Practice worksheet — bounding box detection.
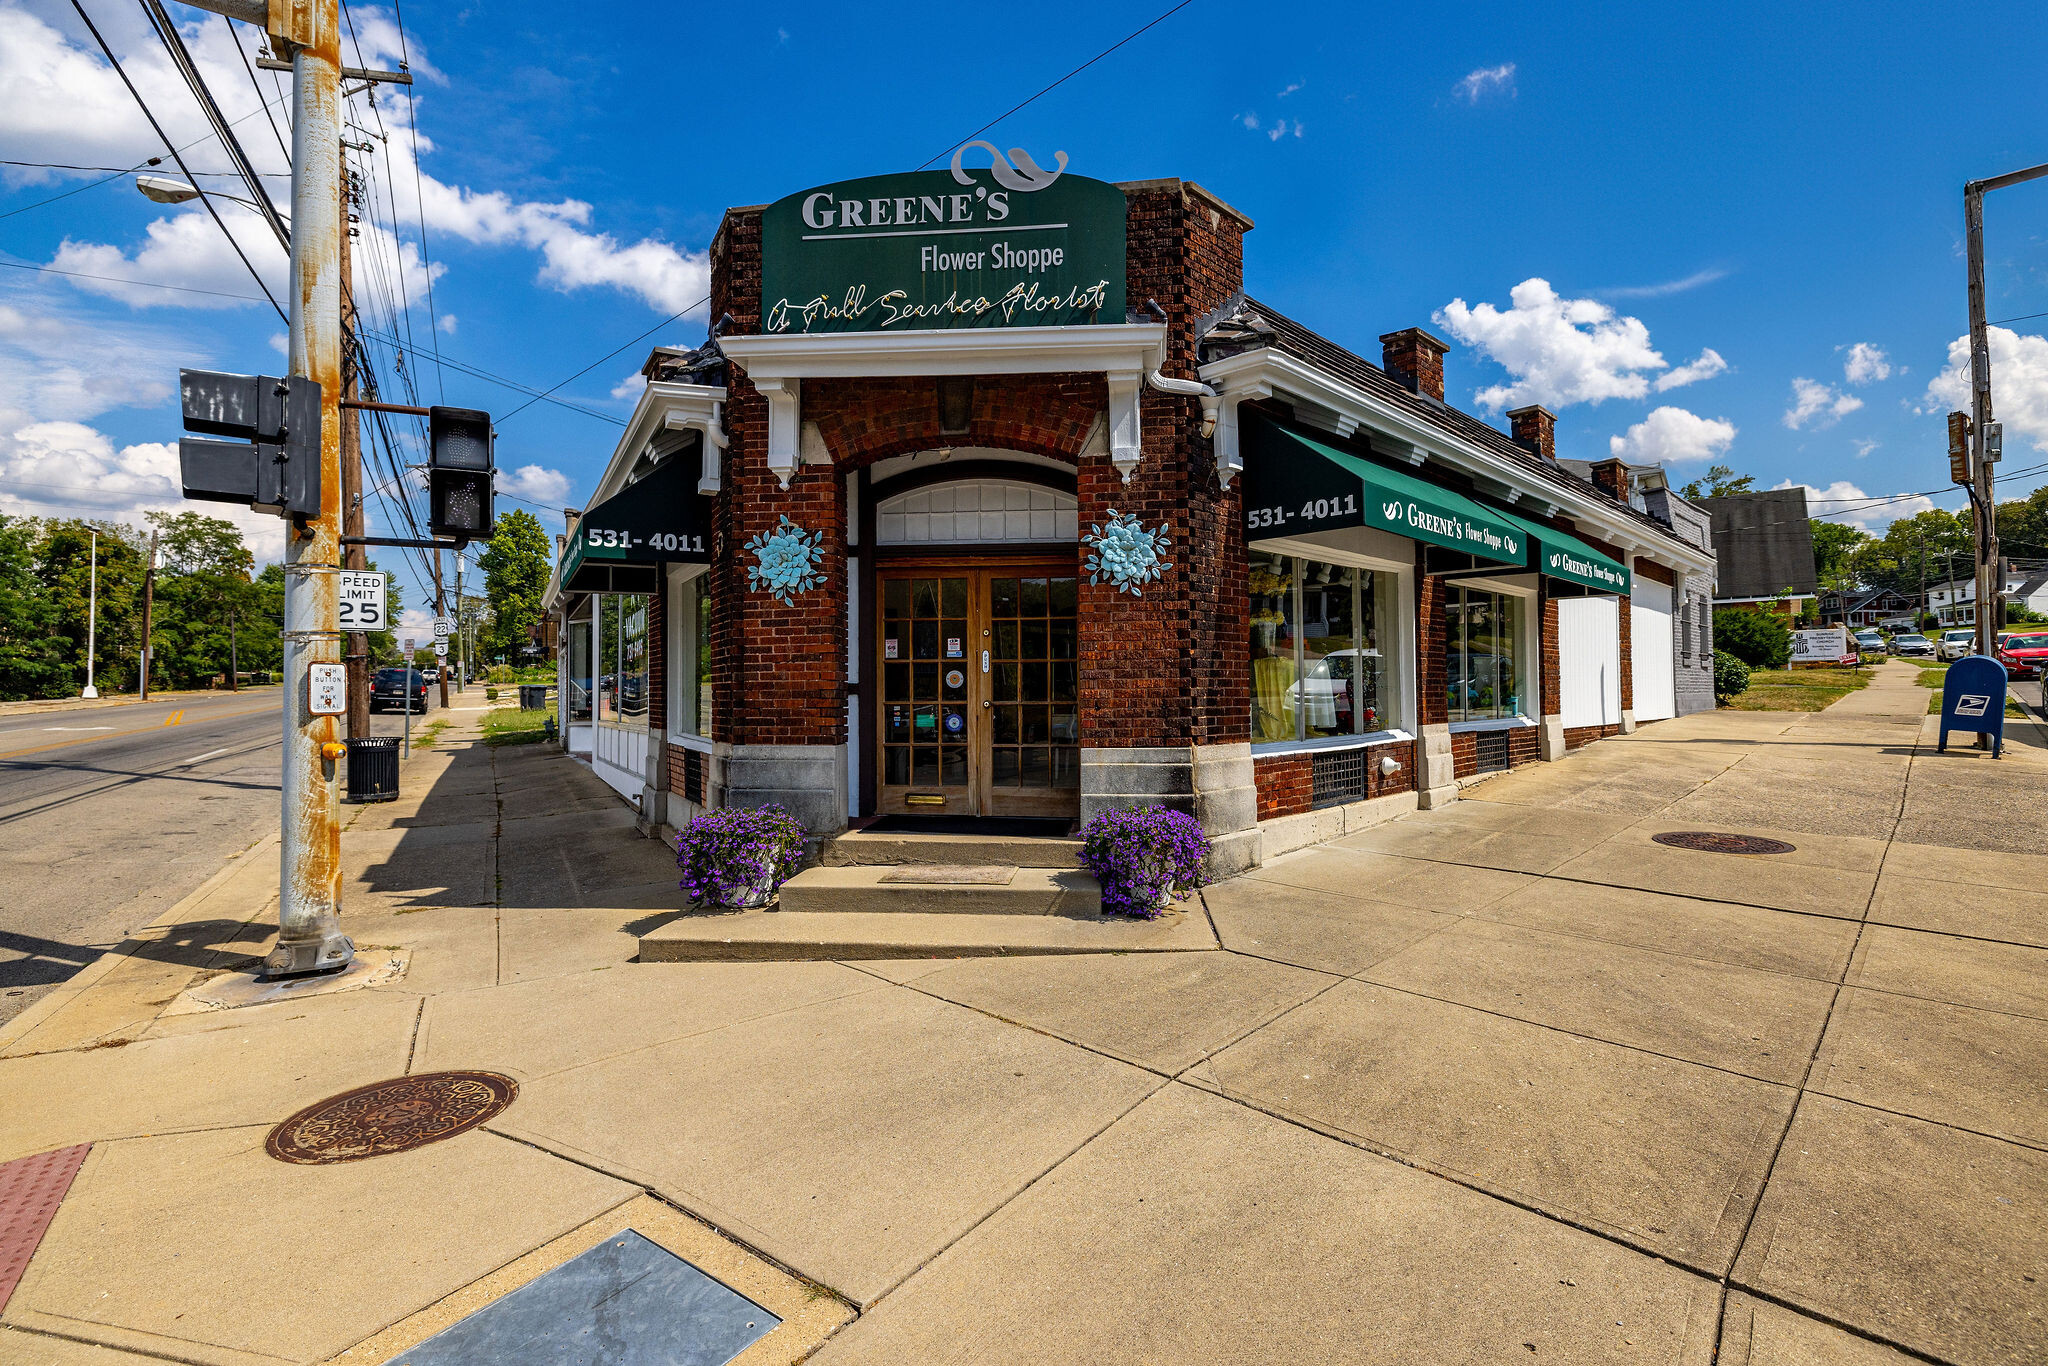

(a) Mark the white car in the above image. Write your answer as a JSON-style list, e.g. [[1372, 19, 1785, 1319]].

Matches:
[[1937, 629, 1976, 662]]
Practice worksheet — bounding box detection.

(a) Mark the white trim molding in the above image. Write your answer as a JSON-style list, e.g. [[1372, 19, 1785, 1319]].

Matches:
[[1199, 348, 1715, 575], [721, 324, 1168, 487]]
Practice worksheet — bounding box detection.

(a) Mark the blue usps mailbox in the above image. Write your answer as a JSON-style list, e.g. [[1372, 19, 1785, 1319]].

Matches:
[[1938, 655, 2007, 757]]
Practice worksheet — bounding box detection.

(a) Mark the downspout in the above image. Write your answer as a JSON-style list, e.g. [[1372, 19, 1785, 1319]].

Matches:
[[1141, 298, 1221, 440]]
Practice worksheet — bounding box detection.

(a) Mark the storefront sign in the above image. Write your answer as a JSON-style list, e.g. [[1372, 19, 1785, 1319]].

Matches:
[[760, 147, 1126, 335], [559, 453, 712, 594], [1539, 545, 1629, 593], [1791, 625, 1849, 664]]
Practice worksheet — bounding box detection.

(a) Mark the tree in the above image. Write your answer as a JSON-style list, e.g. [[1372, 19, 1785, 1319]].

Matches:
[[1998, 485, 2048, 560], [35, 519, 145, 694], [478, 509, 552, 663], [1713, 607, 1791, 669], [1848, 509, 1973, 601], [0, 515, 66, 700], [145, 511, 260, 689], [1679, 465, 1755, 499], [1810, 520, 1868, 586]]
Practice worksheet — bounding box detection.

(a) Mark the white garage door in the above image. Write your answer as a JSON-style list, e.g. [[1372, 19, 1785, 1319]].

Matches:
[[1631, 578, 1676, 722], [1558, 596, 1621, 729]]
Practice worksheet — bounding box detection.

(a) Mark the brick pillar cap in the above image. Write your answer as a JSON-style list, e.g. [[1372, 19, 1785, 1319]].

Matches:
[[1379, 326, 1451, 355], [1505, 404, 1556, 422]]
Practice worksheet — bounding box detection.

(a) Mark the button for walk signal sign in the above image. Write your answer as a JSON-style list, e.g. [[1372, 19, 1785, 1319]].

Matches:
[[338, 570, 387, 631]]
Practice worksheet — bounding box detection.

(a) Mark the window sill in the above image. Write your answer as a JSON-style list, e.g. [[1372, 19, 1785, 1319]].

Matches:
[[1447, 716, 1536, 734], [1252, 729, 1413, 759], [667, 732, 714, 753]]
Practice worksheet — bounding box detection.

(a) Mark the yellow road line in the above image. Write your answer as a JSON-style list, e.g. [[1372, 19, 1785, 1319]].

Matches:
[[163, 709, 185, 726], [0, 706, 276, 761]]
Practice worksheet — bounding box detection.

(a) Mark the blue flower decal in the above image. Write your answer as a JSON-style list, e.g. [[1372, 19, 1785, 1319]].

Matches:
[[745, 515, 825, 605], [1082, 509, 1172, 596]]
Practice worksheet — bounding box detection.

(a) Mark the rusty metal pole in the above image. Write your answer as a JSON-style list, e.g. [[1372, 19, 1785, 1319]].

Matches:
[[341, 169, 370, 742], [270, 0, 353, 976], [433, 551, 450, 707]]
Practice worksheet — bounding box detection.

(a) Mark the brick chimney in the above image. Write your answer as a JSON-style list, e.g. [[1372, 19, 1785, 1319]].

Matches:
[[1380, 327, 1449, 402], [1507, 405, 1556, 461], [1587, 458, 1632, 502]]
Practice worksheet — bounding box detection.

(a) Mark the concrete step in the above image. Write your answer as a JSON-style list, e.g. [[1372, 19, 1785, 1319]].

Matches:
[[821, 829, 1084, 869], [637, 906, 1215, 962], [777, 865, 1099, 915]]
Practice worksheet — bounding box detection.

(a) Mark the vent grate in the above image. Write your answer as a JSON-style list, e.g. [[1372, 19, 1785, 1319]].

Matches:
[[1472, 729, 1510, 775], [1310, 747, 1368, 810]]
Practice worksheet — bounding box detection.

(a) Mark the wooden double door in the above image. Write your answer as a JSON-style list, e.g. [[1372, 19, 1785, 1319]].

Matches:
[[875, 565, 1080, 818]]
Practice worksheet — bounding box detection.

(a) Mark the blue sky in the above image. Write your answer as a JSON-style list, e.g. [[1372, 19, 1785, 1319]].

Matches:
[[5, 0, 2048, 630]]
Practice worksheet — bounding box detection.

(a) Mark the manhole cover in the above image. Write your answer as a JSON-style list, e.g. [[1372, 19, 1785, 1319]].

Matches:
[[1651, 831, 1797, 855], [267, 1071, 517, 1165]]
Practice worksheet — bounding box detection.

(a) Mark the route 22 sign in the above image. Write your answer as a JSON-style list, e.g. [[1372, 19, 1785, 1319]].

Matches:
[[338, 571, 387, 631]]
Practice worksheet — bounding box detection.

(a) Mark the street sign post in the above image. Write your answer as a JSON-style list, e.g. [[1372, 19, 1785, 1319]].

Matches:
[[338, 570, 387, 631]]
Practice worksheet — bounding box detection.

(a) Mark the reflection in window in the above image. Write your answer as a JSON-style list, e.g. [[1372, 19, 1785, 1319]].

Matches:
[[620, 596, 649, 722], [1250, 555, 1393, 743], [669, 574, 714, 738], [567, 600, 593, 722], [1444, 587, 1523, 722]]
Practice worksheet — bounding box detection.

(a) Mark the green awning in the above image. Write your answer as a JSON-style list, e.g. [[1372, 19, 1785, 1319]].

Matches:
[[558, 453, 711, 595], [1240, 415, 1527, 566], [1487, 505, 1632, 595]]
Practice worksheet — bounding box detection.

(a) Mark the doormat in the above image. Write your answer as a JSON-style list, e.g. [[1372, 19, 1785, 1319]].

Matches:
[[378, 1229, 778, 1366], [0, 1143, 90, 1315], [879, 865, 1018, 885], [863, 815, 1074, 838]]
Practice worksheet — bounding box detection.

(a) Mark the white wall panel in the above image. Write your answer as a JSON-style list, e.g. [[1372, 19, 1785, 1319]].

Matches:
[[1631, 578, 1676, 722], [1558, 596, 1622, 729]]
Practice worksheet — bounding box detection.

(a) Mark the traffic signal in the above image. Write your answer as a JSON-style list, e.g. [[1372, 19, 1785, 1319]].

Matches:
[[1948, 411, 1972, 485], [428, 405, 494, 542], [178, 369, 322, 520]]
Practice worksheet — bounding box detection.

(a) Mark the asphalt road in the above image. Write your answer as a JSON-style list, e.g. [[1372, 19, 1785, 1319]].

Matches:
[[0, 686, 451, 1027]]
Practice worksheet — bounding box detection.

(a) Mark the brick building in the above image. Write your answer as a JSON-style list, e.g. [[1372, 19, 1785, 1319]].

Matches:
[[544, 162, 1715, 875]]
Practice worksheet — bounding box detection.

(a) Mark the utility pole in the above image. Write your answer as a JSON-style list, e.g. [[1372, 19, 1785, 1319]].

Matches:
[[81, 528, 98, 699], [273, 0, 352, 975], [1966, 161, 2048, 665], [139, 530, 156, 701], [341, 167, 370, 742], [433, 550, 450, 707]]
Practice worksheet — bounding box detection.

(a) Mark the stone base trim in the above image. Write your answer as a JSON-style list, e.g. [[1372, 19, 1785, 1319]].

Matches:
[[1540, 715, 1566, 762], [1416, 723, 1458, 810], [1257, 790, 1419, 862], [1081, 744, 1261, 880], [721, 743, 848, 836]]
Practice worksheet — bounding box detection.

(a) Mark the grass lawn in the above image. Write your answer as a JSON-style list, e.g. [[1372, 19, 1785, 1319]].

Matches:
[[1722, 666, 1873, 711], [482, 705, 551, 746]]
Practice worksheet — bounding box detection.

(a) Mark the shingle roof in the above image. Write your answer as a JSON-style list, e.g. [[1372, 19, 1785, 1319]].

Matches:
[[1702, 489, 1819, 599], [1205, 297, 1693, 551]]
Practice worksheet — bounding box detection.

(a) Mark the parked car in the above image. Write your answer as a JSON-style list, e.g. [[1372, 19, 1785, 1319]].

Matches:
[[1890, 633, 1936, 659], [1937, 629, 1977, 662], [1996, 632, 2048, 680], [369, 667, 433, 713], [1854, 630, 1885, 655]]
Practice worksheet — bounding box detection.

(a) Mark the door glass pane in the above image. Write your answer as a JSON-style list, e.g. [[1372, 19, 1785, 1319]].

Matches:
[[941, 578, 967, 617], [992, 578, 1020, 616], [882, 577, 968, 790], [597, 596, 618, 723], [567, 606, 592, 721], [1022, 578, 1048, 615], [619, 596, 649, 722], [1249, 553, 1297, 742]]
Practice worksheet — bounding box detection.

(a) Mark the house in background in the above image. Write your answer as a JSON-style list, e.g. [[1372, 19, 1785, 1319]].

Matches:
[[1927, 562, 2048, 626], [1820, 585, 1914, 629], [1703, 488, 1818, 620]]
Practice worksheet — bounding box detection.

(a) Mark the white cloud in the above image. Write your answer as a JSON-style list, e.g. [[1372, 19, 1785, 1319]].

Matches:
[[1783, 377, 1863, 429], [1454, 63, 1516, 103], [1842, 342, 1890, 385], [1277, 80, 1303, 98], [1607, 406, 1737, 465], [610, 371, 646, 402], [1435, 278, 1723, 410], [438, 314, 457, 334], [1852, 438, 1879, 459], [1264, 118, 1304, 141], [499, 464, 570, 505], [1925, 327, 2048, 453], [1238, 112, 1259, 131], [0, 418, 287, 561], [1654, 347, 1728, 391], [1774, 478, 1933, 533], [1600, 268, 1729, 300]]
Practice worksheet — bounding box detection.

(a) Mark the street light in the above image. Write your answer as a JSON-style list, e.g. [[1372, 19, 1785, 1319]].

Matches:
[[135, 174, 264, 213]]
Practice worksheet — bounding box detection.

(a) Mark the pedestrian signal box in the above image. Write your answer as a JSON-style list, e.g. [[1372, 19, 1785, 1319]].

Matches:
[[428, 405, 495, 543], [178, 369, 322, 520]]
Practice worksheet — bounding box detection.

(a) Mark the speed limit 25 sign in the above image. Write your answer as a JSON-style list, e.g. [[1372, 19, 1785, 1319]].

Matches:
[[338, 570, 388, 630]]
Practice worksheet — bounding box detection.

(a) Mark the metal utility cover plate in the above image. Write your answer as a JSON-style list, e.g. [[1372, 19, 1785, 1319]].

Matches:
[[1650, 831, 1797, 855], [381, 1229, 779, 1366], [878, 864, 1018, 885]]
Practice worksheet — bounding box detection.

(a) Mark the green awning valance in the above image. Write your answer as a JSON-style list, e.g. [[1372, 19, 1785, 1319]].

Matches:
[[559, 453, 711, 595], [1487, 505, 1631, 595], [1240, 415, 1527, 566]]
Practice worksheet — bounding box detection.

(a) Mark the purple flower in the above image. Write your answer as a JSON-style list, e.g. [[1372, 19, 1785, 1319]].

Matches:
[[676, 804, 808, 907], [1078, 805, 1209, 918]]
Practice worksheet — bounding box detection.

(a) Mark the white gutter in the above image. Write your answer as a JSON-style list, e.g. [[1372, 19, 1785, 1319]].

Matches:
[[1199, 347, 1715, 574]]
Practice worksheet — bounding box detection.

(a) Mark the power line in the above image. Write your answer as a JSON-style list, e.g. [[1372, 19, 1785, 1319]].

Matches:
[[0, 256, 268, 302], [64, 0, 286, 321], [379, 0, 445, 402], [0, 159, 290, 176], [222, 13, 291, 167], [137, 0, 291, 250], [496, 305, 698, 423], [915, 0, 1201, 169], [1989, 309, 2048, 327]]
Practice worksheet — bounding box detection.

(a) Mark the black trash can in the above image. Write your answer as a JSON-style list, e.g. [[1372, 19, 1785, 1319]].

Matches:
[[519, 684, 549, 711], [345, 736, 400, 803]]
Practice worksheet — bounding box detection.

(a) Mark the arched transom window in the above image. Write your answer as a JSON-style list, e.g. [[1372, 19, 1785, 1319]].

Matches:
[[875, 479, 1077, 545]]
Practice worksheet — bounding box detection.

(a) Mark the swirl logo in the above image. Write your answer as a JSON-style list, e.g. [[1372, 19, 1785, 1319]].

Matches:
[[950, 141, 1069, 192], [1382, 500, 1403, 521]]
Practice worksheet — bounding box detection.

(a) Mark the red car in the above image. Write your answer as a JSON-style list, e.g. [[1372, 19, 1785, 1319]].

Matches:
[[1996, 632, 2048, 679]]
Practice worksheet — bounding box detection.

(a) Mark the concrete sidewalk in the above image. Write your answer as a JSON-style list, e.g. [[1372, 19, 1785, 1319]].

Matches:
[[3, 668, 2045, 1364]]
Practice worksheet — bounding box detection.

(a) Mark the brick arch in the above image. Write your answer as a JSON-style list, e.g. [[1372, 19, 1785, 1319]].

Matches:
[[802, 373, 1107, 475]]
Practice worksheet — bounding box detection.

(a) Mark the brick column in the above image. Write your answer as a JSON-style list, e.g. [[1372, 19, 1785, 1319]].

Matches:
[[1617, 571, 1636, 733], [1414, 552, 1457, 808], [1539, 592, 1565, 760]]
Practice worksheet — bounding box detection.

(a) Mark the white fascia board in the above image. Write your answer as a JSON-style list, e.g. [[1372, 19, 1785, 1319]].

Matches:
[[719, 324, 1166, 379], [1199, 348, 1715, 574], [586, 381, 729, 507]]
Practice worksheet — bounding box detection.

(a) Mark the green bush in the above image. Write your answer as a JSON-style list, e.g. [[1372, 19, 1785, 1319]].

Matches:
[[486, 665, 516, 684], [1712, 608, 1791, 669], [484, 685, 499, 701], [1713, 650, 1752, 701]]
